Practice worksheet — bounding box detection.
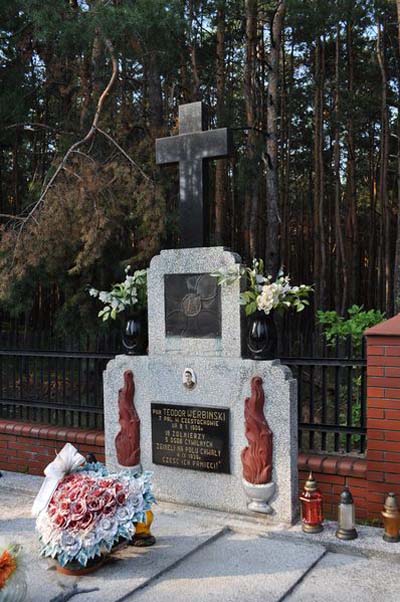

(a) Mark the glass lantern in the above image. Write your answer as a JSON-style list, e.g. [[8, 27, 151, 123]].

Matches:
[[382, 492, 400, 543], [336, 487, 357, 540], [299, 472, 323, 533]]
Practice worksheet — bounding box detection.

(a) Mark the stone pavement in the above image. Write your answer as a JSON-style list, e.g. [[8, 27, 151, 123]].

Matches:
[[1, 471, 400, 602]]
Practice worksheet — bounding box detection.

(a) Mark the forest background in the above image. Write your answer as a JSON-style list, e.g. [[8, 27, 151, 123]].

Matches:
[[0, 0, 399, 341]]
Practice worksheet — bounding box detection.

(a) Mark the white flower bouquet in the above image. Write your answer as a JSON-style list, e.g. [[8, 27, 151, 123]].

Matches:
[[89, 266, 147, 321], [35, 461, 154, 568], [213, 259, 312, 316]]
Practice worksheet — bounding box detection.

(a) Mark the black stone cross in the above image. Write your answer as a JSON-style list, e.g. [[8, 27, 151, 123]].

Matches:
[[156, 102, 230, 248]]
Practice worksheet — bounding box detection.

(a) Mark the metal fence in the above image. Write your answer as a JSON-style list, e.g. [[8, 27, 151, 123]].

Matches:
[[280, 337, 367, 456], [0, 349, 114, 430], [0, 328, 367, 456]]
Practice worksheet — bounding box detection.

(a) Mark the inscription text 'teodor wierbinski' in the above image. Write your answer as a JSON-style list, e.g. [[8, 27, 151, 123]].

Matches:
[[151, 403, 230, 474]]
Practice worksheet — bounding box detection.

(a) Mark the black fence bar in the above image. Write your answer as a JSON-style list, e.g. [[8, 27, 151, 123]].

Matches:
[[280, 335, 367, 456], [0, 350, 115, 359], [0, 348, 114, 430]]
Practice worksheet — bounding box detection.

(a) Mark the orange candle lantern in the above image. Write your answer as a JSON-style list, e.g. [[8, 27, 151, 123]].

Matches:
[[299, 472, 323, 534], [382, 493, 400, 543]]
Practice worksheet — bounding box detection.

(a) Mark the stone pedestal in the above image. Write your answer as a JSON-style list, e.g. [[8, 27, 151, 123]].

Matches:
[[104, 247, 298, 524]]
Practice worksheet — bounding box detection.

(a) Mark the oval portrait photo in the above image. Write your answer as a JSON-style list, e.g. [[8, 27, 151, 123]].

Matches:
[[182, 368, 196, 390]]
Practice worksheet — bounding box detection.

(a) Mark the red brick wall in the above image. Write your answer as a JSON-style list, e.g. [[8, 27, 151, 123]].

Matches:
[[0, 420, 105, 475], [298, 452, 368, 521], [2, 417, 369, 521], [366, 329, 400, 519], [298, 317, 400, 524], [2, 417, 370, 522]]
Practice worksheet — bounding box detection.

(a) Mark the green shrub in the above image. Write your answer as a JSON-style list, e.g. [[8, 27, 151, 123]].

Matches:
[[316, 305, 385, 350]]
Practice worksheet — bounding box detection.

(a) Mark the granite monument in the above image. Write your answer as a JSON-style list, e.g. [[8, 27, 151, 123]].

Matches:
[[103, 102, 298, 524]]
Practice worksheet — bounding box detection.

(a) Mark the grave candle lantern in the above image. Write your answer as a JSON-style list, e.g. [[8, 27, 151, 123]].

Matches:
[[382, 492, 400, 543], [299, 472, 323, 533], [335, 487, 358, 540]]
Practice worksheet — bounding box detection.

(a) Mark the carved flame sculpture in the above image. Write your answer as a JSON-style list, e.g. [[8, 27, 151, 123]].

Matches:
[[241, 376, 273, 484], [115, 370, 140, 466]]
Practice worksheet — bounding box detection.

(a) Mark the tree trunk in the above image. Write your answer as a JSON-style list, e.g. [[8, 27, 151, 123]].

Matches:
[[91, 28, 104, 103], [214, 2, 227, 245], [313, 36, 327, 311], [334, 25, 347, 314], [376, 17, 391, 313], [367, 124, 377, 308], [265, 0, 285, 277], [188, 0, 201, 100], [345, 20, 359, 308], [244, 0, 259, 259], [80, 53, 92, 131], [146, 51, 163, 136], [394, 0, 400, 312], [279, 27, 292, 272]]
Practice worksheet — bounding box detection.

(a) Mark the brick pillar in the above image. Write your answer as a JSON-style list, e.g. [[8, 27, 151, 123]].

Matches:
[[365, 315, 400, 520]]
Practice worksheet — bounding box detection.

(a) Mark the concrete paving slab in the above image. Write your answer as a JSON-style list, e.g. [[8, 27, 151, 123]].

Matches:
[[125, 530, 326, 602], [0, 488, 226, 602], [286, 551, 400, 602], [271, 519, 400, 563], [1, 471, 398, 602], [0, 469, 42, 495], [2, 470, 396, 564]]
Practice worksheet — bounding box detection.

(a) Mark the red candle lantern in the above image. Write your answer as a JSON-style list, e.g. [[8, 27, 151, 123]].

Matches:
[[299, 472, 323, 533]]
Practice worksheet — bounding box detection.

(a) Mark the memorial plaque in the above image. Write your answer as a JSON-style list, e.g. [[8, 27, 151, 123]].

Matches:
[[151, 403, 230, 473], [164, 273, 221, 338]]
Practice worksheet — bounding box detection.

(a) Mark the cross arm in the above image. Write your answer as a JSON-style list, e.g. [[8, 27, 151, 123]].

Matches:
[[155, 136, 181, 166], [156, 128, 232, 166]]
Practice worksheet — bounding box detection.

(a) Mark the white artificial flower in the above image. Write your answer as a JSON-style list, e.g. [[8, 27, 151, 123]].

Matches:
[[60, 532, 81, 557], [81, 530, 97, 549], [99, 291, 111, 303], [134, 269, 147, 279], [36, 512, 54, 545], [96, 517, 118, 542], [89, 288, 98, 297], [115, 506, 131, 522]]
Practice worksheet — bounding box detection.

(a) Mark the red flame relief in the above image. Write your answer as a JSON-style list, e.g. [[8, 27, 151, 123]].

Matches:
[[115, 370, 141, 466], [241, 376, 273, 484]]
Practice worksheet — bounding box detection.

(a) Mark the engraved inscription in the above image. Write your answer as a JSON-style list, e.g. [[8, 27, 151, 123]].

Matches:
[[164, 273, 221, 338], [151, 403, 230, 474]]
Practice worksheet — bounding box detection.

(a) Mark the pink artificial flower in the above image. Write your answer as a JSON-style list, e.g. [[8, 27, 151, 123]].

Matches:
[[101, 490, 114, 507], [69, 486, 83, 502], [48, 504, 58, 517], [53, 513, 67, 529], [79, 511, 95, 530], [87, 495, 105, 512], [116, 492, 126, 505], [70, 499, 87, 522], [102, 500, 117, 517], [98, 479, 113, 488], [58, 500, 70, 516]]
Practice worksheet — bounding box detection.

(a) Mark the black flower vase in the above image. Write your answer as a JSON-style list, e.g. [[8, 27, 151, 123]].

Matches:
[[246, 310, 277, 360], [122, 311, 147, 355]]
